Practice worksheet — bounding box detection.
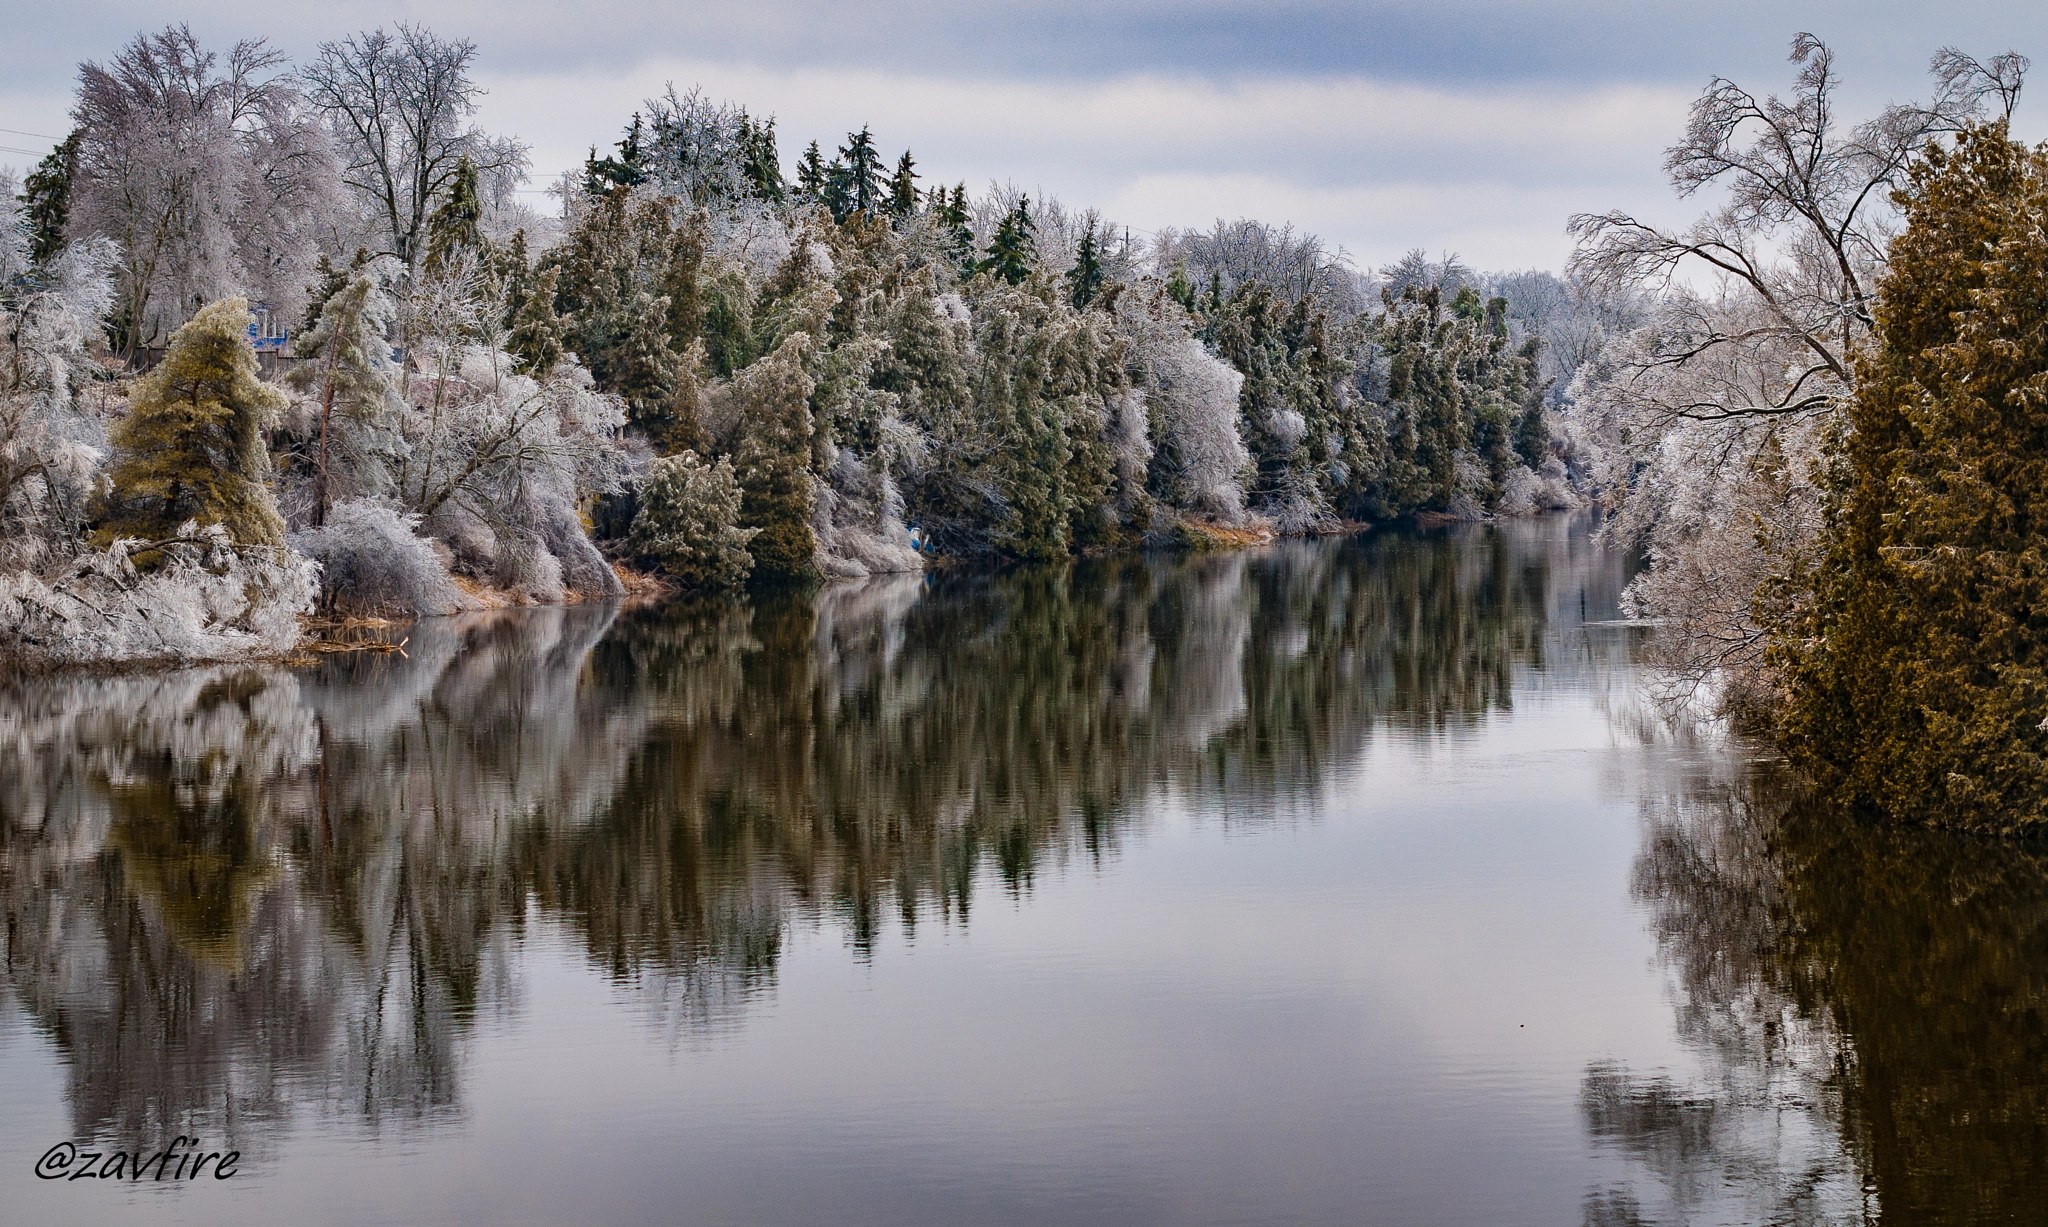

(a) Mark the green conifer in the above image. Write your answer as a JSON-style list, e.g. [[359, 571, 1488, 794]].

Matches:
[[795, 140, 828, 202], [1067, 228, 1105, 309], [509, 266, 567, 375], [287, 269, 400, 526], [1772, 125, 2048, 832], [102, 298, 288, 547], [979, 198, 1036, 285], [22, 131, 79, 264], [732, 333, 818, 580], [887, 150, 919, 218], [423, 156, 484, 273]]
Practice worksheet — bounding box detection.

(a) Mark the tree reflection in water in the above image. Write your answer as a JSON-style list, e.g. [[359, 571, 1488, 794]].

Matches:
[[1591, 754, 2048, 1224], [0, 517, 1629, 1159]]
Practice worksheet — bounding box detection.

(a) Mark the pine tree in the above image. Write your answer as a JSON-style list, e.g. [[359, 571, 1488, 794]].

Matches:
[[887, 150, 918, 218], [980, 198, 1036, 285], [101, 298, 288, 547], [22, 131, 79, 263], [732, 333, 818, 580], [1771, 125, 2048, 832]]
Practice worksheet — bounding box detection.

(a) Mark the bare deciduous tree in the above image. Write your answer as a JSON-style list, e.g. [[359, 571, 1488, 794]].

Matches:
[[1570, 34, 2025, 427], [1565, 35, 2027, 712], [304, 24, 529, 270]]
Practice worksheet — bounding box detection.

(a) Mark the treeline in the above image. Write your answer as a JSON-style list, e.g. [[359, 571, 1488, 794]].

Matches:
[[0, 22, 1591, 663]]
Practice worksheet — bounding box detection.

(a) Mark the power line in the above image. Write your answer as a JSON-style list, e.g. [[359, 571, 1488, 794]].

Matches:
[[0, 127, 61, 140], [1, 144, 52, 157]]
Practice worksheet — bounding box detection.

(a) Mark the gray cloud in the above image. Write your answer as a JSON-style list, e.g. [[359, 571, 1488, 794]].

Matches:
[[4, 2, 2045, 270]]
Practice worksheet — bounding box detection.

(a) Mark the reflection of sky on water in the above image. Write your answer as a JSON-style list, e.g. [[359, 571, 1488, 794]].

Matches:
[[5, 513, 1989, 1226]]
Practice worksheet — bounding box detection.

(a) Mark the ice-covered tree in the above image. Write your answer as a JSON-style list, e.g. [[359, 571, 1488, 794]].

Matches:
[[306, 24, 529, 269], [0, 179, 118, 572], [731, 333, 818, 580], [627, 449, 757, 587], [70, 26, 342, 357], [100, 296, 288, 548], [1773, 126, 2048, 830], [1568, 36, 2026, 705], [286, 265, 403, 526]]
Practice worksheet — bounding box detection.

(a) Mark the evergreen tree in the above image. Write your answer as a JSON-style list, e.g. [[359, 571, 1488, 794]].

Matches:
[[423, 156, 484, 273], [821, 153, 853, 223], [732, 333, 818, 580], [627, 450, 758, 586], [935, 182, 975, 277], [887, 150, 918, 218], [509, 266, 567, 375], [1165, 263, 1197, 314], [101, 298, 288, 547], [584, 114, 648, 197], [1772, 125, 2048, 832], [795, 140, 828, 203], [21, 131, 79, 263], [287, 269, 401, 526], [838, 126, 885, 217], [736, 112, 785, 202], [1066, 227, 1105, 309], [979, 198, 1036, 285]]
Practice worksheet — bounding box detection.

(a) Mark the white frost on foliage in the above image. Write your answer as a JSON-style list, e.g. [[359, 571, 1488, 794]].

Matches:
[[814, 444, 924, 580], [1, 181, 122, 573], [290, 499, 465, 616], [0, 523, 317, 665], [1121, 302, 1249, 522]]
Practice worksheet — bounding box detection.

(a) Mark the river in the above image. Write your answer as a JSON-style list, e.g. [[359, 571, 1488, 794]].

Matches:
[[2, 514, 2039, 1225]]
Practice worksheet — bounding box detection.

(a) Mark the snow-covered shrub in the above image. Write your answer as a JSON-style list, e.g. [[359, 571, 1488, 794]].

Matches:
[[627, 450, 758, 588], [290, 499, 463, 617], [1497, 466, 1543, 517], [0, 522, 316, 666]]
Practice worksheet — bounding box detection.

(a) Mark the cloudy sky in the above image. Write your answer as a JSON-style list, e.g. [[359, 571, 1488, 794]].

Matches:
[[5, 2, 2045, 273]]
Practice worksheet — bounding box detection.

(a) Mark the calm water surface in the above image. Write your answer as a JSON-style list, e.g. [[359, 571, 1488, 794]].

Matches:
[[2, 516, 2041, 1225]]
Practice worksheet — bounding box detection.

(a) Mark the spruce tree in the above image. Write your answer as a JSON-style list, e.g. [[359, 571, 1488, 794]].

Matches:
[[737, 112, 785, 202], [980, 198, 1036, 285], [795, 140, 828, 203], [102, 298, 288, 547], [838, 126, 884, 216], [936, 183, 975, 277], [22, 131, 79, 264], [820, 154, 855, 223], [1772, 125, 2048, 832], [887, 150, 918, 218], [1066, 228, 1105, 309]]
